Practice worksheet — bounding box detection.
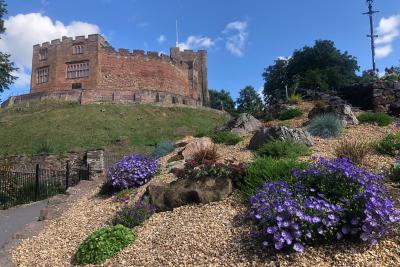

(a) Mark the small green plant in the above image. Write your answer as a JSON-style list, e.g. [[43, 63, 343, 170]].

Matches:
[[36, 140, 55, 154], [278, 120, 291, 127], [374, 133, 400, 157], [278, 108, 303, 120], [113, 201, 156, 228], [256, 140, 311, 159], [357, 112, 393, 127], [75, 225, 136, 265], [334, 139, 371, 165], [389, 162, 400, 182], [151, 140, 175, 159], [240, 157, 309, 200], [288, 94, 303, 105], [306, 113, 344, 138], [167, 153, 184, 163], [210, 131, 242, 145]]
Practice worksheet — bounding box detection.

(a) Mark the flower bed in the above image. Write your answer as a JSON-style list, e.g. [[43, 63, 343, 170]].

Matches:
[[248, 157, 400, 253]]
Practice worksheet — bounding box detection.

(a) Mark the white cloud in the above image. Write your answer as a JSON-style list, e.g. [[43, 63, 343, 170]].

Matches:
[[0, 13, 100, 89], [375, 14, 400, 58], [157, 34, 166, 45], [376, 45, 393, 59], [223, 20, 248, 57], [177, 35, 215, 51]]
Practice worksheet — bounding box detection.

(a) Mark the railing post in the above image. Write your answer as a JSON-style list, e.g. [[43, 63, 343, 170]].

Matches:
[[66, 161, 70, 190], [35, 164, 39, 201]]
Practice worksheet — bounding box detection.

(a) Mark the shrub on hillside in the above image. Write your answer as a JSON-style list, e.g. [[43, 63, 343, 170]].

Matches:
[[107, 154, 158, 190], [388, 160, 400, 183], [278, 108, 303, 120], [36, 140, 55, 154], [151, 140, 175, 159], [256, 140, 311, 159], [240, 157, 309, 200], [374, 133, 400, 157], [248, 157, 399, 253], [334, 139, 371, 165], [75, 225, 136, 265], [113, 201, 156, 228], [357, 112, 393, 127], [288, 94, 303, 105], [306, 113, 343, 138], [210, 131, 242, 145]]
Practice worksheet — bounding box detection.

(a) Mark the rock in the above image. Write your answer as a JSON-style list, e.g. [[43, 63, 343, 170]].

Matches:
[[175, 136, 195, 148], [167, 160, 186, 174], [181, 137, 214, 160], [308, 103, 359, 126], [390, 100, 400, 117], [147, 176, 233, 212], [222, 113, 263, 136], [39, 207, 55, 221], [249, 126, 313, 150]]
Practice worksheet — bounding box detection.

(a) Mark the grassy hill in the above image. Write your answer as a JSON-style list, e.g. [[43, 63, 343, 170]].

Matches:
[[0, 101, 229, 156]]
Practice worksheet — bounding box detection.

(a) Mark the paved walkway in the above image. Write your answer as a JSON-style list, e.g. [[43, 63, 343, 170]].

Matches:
[[0, 200, 47, 248]]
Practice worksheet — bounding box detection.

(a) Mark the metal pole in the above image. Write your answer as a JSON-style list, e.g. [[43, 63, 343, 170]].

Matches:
[[66, 161, 70, 190], [363, 0, 379, 73], [35, 164, 39, 201]]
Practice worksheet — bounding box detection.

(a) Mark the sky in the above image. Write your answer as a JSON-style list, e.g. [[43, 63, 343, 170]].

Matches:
[[1, 0, 400, 102]]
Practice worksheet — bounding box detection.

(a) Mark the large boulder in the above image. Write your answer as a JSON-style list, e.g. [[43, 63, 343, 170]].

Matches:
[[390, 100, 400, 117], [249, 126, 313, 150], [222, 113, 263, 136], [147, 176, 233, 212], [308, 103, 359, 126], [181, 137, 214, 160]]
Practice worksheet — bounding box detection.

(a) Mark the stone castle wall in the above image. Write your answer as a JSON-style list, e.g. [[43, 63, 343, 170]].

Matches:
[[2, 34, 209, 108]]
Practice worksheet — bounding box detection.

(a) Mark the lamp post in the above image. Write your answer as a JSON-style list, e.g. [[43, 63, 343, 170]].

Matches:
[[363, 0, 379, 74]]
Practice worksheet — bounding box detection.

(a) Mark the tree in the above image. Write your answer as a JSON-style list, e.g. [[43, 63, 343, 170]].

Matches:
[[209, 89, 235, 113], [0, 0, 17, 92], [262, 59, 290, 104], [236, 85, 263, 115], [263, 40, 359, 103]]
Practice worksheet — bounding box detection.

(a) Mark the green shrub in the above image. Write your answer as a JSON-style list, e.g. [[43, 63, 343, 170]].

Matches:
[[210, 131, 242, 145], [75, 225, 136, 265], [240, 157, 309, 200], [288, 94, 303, 105], [357, 112, 393, 127], [151, 140, 175, 159], [278, 108, 303, 120], [278, 120, 291, 127], [36, 140, 55, 154], [113, 201, 156, 228], [306, 113, 344, 138], [256, 140, 311, 159], [334, 139, 371, 165], [388, 162, 400, 183], [374, 133, 400, 157], [260, 113, 274, 122], [167, 154, 184, 163]]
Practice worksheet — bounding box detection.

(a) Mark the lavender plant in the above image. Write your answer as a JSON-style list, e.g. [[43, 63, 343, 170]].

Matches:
[[107, 154, 158, 190], [113, 201, 156, 228], [248, 157, 399, 253]]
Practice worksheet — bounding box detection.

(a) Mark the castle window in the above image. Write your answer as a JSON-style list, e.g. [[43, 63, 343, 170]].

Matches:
[[39, 48, 48, 60], [72, 45, 84, 54], [155, 93, 160, 102], [67, 61, 89, 79], [37, 67, 49, 84], [72, 83, 82, 89]]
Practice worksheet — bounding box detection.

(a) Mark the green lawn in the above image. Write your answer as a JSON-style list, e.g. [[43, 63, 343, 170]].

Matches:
[[0, 101, 229, 156]]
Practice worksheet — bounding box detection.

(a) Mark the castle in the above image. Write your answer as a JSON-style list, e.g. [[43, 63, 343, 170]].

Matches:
[[2, 34, 209, 107]]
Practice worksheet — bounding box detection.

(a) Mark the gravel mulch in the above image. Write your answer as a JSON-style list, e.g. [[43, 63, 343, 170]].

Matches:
[[11, 108, 400, 266]]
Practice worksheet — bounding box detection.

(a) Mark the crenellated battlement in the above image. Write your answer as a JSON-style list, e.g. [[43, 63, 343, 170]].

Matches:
[[27, 34, 209, 108], [33, 34, 104, 50]]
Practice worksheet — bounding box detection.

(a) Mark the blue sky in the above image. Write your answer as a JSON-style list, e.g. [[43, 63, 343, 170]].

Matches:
[[1, 0, 400, 102]]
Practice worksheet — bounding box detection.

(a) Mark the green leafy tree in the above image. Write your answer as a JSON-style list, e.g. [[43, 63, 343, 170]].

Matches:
[[0, 0, 17, 92], [262, 59, 289, 104], [263, 40, 359, 103], [236, 85, 263, 114], [209, 89, 235, 113]]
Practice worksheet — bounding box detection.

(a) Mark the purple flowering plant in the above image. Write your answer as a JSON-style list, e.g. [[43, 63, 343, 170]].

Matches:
[[248, 157, 399, 253], [107, 154, 159, 190]]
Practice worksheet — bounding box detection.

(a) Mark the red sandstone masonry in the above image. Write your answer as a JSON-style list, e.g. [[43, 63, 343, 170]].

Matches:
[[9, 34, 208, 108]]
